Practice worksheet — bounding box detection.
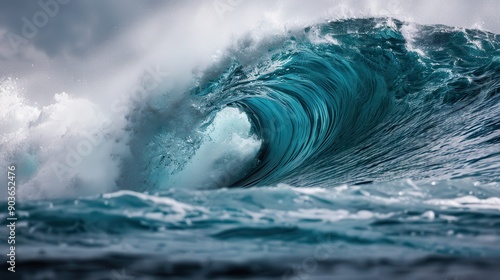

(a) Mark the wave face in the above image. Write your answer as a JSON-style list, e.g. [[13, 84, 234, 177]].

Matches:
[[187, 18, 500, 188]]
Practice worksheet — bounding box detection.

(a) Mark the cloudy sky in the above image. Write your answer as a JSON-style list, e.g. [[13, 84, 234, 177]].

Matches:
[[0, 0, 498, 105]]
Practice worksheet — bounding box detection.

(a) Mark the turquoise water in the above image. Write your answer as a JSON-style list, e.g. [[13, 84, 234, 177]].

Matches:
[[1, 18, 500, 279]]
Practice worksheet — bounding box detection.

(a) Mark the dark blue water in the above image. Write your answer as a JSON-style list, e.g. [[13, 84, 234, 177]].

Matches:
[[1, 18, 500, 279]]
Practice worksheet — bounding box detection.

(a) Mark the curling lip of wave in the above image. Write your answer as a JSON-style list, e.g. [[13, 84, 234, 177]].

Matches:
[[189, 18, 499, 188]]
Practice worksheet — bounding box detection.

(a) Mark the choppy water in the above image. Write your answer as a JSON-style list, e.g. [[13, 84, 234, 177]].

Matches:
[[1, 18, 500, 279]]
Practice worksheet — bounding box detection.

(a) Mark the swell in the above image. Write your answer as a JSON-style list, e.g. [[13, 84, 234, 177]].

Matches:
[[192, 18, 500, 188]]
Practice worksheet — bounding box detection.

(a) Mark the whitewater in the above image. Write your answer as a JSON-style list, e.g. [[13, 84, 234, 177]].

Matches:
[[0, 1, 499, 279]]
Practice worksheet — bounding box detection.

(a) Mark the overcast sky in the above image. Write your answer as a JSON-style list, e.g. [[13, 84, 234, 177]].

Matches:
[[0, 0, 498, 105]]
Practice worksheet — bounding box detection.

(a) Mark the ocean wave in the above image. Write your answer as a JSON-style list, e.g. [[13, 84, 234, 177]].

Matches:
[[189, 18, 499, 188]]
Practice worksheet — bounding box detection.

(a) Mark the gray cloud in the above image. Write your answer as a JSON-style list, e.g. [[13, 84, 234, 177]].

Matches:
[[0, 0, 169, 57]]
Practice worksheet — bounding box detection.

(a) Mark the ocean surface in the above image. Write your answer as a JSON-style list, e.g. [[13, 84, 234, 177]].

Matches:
[[1, 18, 500, 279]]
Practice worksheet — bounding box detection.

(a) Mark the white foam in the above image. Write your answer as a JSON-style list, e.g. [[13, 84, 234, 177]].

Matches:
[[401, 22, 427, 57], [426, 196, 500, 210], [266, 208, 393, 223], [0, 78, 125, 199], [0, 79, 40, 147], [103, 190, 208, 215], [293, 187, 328, 195]]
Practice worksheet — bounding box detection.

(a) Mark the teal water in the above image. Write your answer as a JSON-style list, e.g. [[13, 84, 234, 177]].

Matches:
[[1, 18, 499, 279]]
